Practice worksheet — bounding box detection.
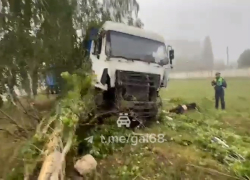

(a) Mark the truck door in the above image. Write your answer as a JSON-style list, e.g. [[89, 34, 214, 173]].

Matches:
[[162, 68, 169, 87], [89, 30, 109, 90]]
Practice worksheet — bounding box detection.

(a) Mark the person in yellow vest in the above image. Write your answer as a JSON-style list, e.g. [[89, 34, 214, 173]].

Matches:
[[211, 72, 227, 109]]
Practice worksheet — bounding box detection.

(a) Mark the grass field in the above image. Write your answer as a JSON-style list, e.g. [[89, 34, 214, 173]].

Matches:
[[163, 78, 250, 112], [95, 78, 250, 180], [1, 78, 250, 179]]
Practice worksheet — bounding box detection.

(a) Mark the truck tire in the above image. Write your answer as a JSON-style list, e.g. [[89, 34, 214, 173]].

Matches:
[[155, 97, 163, 121]]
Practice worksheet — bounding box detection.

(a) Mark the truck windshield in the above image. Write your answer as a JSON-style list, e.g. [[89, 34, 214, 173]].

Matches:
[[106, 30, 169, 65]]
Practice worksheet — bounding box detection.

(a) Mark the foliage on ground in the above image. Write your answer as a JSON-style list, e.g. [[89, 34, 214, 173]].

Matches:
[[1, 75, 250, 179], [84, 78, 250, 180]]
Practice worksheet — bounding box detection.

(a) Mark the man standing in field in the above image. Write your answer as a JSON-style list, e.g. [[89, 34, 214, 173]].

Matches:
[[211, 72, 227, 110]]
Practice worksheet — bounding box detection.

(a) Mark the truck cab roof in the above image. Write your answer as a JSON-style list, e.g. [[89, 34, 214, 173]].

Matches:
[[102, 21, 165, 43]]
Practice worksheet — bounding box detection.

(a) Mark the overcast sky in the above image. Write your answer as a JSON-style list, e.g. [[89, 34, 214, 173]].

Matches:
[[137, 0, 250, 62]]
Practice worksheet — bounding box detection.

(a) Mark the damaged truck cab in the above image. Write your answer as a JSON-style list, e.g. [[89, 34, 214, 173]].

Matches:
[[88, 21, 174, 119]]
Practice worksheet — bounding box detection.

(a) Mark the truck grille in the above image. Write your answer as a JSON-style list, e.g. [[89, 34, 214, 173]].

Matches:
[[115, 70, 161, 101]]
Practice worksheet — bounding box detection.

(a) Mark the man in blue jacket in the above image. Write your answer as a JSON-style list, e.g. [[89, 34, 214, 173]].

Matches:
[[46, 72, 55, 95], [211, 72, 227, 110]]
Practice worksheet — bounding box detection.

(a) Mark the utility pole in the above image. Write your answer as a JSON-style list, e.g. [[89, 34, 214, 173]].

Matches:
[[227, 47, 229, 67]]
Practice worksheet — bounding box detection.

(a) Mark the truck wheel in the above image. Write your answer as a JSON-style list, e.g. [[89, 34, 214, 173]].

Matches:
[[94, 88, 103, 108], [155, 97, 163, 121], [115, 86, 123, 110]]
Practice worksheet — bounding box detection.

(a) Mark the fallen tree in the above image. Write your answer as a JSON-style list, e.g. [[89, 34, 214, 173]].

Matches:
[[29, 71, 96, 179], [0, 69, 96, 179]]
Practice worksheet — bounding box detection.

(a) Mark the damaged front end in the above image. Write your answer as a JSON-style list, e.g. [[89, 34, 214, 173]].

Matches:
[[115, 70, 162, 119]]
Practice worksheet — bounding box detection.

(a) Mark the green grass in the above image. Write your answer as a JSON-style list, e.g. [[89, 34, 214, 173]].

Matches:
[[163, 78, 250, 112], [94, 78, 250, 180], [1, 79, 250, 179]]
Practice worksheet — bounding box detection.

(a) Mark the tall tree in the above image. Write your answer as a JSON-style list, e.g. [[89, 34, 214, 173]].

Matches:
[[202, 36, 214, 70], [0, 0, 143, 99], [238, 49, 250, 68], [0, 0, 144, 177]]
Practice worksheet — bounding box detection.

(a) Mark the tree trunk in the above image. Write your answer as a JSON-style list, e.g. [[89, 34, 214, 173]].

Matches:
[[19, 67, 30, 97], [6, 84, 17, 106], [32, 68, 39, 96], [6, 69, 17, 105], [0, 95, 3, 108], [28, 72, 34, 99]]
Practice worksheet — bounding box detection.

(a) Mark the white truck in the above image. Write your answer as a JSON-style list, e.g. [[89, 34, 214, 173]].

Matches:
[[88, 21, 174, 119]]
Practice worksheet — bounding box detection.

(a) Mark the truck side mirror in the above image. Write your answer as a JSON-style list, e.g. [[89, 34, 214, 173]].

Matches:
[[169, 49, 174, 69], [169, 49, 174, 60]]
